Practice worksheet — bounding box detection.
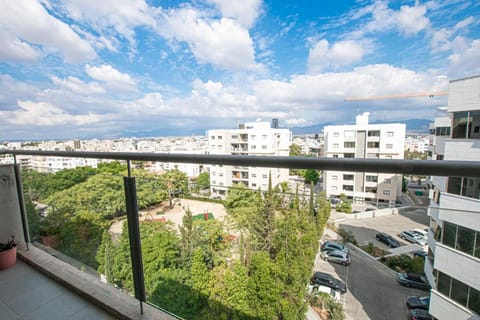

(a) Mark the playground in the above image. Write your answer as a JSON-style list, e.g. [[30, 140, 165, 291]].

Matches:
[[109, 198, 227, 236]]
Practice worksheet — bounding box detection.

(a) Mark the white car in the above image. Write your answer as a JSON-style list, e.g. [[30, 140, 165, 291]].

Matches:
[[413, 228, 428, 241], [400, 230, 427, 246], [316, 285, 342, 302]]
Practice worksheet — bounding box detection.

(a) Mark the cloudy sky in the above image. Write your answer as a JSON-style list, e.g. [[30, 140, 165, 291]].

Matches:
[[1, 0, 479, 140]]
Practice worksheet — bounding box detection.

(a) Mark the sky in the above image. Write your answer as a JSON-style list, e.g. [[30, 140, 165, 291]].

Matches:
[[0, 0, 479, 140]]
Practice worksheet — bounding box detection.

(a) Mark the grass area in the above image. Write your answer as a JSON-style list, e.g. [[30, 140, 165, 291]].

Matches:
[[360, 243, 388, 257], [379, 254, 425, 273], [192, 212, 214, 221]]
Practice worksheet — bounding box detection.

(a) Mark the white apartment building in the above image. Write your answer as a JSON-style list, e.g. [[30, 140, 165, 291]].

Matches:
[[427, 75, 480, 320], [324, 112, 405, 205], [207, 120, 291, 198]]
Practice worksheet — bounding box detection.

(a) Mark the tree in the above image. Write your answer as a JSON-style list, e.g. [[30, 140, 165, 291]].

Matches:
[[303, 169, 319, 184], [97, 230, 114, 283], [196, 172, 210, 190], [335, 194, 352, 213], [179, 208, 195, 268], [289, 143, 302, 157]]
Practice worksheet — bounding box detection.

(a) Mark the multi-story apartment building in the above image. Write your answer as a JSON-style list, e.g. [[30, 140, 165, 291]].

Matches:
[[207, 120, 291, 198], [427, 116, 451, 161], [324, 112, 405, 205], [427, 75, 480, 320]]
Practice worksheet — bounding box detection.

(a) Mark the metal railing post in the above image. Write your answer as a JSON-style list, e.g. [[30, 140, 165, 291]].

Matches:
[[124, 161, 146, 314], [13, 160, 30, 249]]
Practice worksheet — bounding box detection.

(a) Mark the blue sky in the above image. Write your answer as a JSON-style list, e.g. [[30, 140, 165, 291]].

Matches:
[[0, 0, 479, 140]]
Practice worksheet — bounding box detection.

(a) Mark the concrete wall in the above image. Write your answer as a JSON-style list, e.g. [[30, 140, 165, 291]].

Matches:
[[344, 208, 397, 219], [430, 290, 473, 320], [0, 164, 26, 248]]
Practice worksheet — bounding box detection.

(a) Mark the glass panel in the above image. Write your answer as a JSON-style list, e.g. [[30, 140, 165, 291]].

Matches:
[[475, 232, 480, 259], [447, 177, 462, 195], [368, 131, 380, 137], [450, 278, 469, 307], [456, 225, 475, 255], [442, 222, 457, 248], [452, 111, 469, 139], [469, 286, 480, 314], [343, 174, 354, 180], [437, 271, 451, 296], [344, 142, 355, 148]]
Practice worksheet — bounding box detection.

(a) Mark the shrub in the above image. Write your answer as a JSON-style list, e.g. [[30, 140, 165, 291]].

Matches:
[[337, 228, 357, 245]]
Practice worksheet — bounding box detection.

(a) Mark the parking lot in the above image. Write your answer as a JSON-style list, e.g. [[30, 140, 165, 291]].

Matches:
[[337, 206, 429, 252]]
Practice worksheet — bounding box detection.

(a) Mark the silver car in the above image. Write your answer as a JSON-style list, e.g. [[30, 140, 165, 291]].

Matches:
[[400, 230, 426, 246], [320, 249, 351, 266]]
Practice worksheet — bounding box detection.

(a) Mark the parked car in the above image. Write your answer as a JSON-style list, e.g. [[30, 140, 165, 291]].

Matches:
[[375, 232, 400, 248], [396, 273, 430, 290], [365, 207, 376, 211], [310, 271, 347, 293], [407, 308, 433, 320], [406, 296, 430, 309], [320, 249, 351, 266], [316, 285, 342, 302], [413, 229, 428, 240], [412, 250, 428, 258], [399, 230, 427, 246], [321, 241, 349, 254]]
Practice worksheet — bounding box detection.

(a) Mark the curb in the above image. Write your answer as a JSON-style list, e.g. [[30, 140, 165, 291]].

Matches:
[[345, 242, 397, 277]]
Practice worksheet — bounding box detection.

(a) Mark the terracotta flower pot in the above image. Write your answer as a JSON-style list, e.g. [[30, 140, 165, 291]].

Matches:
[[0, 246, 17, 270]]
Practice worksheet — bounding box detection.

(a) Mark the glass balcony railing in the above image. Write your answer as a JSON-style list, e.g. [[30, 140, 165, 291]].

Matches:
[[2, 149, 480, 320]]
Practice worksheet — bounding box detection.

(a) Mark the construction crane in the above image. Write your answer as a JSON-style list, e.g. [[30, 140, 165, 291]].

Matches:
[[344, 91, 448, 102]]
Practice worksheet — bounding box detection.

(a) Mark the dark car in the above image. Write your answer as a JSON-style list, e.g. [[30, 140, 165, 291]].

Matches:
[[407, 308, 433, 320], [396, 273, 431, 291], [321, 241, 349, 254], [406, 296, 430, 309], [310, 271, 347, 293], [413, 250, 428, 258], [375, 232, 400, 248]]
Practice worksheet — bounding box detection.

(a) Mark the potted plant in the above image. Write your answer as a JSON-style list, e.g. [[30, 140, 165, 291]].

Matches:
[[0, 236, 17, 270]]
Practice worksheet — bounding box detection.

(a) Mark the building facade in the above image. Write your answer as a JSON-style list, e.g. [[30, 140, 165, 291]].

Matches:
[[427, 75, 480, 320], [324, 112, 405, 204], [207, 120, 291, 198]]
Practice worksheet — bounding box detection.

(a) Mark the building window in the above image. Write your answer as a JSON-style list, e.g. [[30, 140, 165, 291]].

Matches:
[[219, 173, 223, 177], [344, 141, 355, 148], [231, 135, 238, 139], [212, 172, 216, 176], [218, 136, 222, 140], [368, 130, 380, 137], [437, 271, 451, 297], [344, 153, 354, 158], [262, 174, 268, 179], [262, 145, 267, 150], [442, 221, 457, 248], [384, 178, 391, 184], [366, 175, 378, 182], [333, 143, 339, 148], [212, 180, 217, 185], [367, 153, 379, 159], [365, 187, 377, 193], [386, 131, 394, 137], [219, 182, 224, 186], [251, 173, 256, 178], [436, 127, 451, 136], [470, 287, 480, 314], [456, 225, 475, 255], [367, 142, 379, 148], [451, 278, 469, 307], [333, 132, 339, 137], [383, 190, 390, 196], [211, 136, 215, 140], [343, 185, 353, 191], [252, 183, 256, 187], [262, 134, 267, 139], [475, 232, 480, 259], [251, 135, 256, 139], [386, 144, 393, 149], [332, 175, 338, 180], [333, 154, 339, 158], [343, 174, 354, 180], [331, 186, 337, 191], [251, 145, 256, 149]]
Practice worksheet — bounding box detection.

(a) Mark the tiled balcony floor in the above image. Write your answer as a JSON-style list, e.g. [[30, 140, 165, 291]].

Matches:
[[0, 259, 117, 320]]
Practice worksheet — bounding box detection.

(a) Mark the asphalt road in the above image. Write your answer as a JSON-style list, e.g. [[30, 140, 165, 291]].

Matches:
[[330, 248, 429, 320]]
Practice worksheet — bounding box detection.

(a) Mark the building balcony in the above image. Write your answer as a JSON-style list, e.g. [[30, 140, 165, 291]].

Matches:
[[1, 149, 480, 319], [430, 289, 474, 320]]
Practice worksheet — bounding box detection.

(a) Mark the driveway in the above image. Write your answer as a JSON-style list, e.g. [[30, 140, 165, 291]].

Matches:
[[314, 229, 428, 320]]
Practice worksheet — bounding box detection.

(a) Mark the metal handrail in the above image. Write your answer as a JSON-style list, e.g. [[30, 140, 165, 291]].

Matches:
[[2, 149, 480, 177]]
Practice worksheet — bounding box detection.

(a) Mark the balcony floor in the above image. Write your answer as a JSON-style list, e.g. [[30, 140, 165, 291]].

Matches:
[[0, 259, 117, 320]]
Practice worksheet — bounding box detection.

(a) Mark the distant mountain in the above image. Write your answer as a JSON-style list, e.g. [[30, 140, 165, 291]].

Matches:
[[291, 119, 432, 135]]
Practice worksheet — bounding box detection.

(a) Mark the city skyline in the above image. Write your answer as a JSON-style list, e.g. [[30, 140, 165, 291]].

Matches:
[[1, 0, 479, 140]]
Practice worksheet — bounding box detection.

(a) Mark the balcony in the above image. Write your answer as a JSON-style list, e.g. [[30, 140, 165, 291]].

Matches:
[[1, 149, 480, 319]]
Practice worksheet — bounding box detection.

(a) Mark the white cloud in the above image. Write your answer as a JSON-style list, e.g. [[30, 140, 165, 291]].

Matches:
[[85, 64, 137, 92], [3, 100, 101, 126], [430, 16, 474, 52], [49, 75, 106, 95], [158, 8, 257, 71], [0, 30, 40, 63], [396, 5, 429, 36], [0, 0, 96, 63], [285, 118, 307, 126], [206, 0, 262, 28], [308, 39, 366, 73], [448, 39, 480, 78], [59, 0, 156, 47]]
